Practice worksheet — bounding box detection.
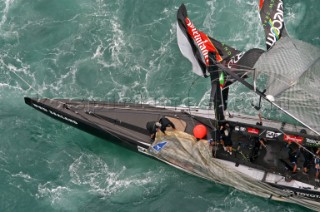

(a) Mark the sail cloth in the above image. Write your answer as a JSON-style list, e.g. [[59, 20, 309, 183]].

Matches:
[[254, 37, 320, 134], [176, 4, 241, 78], [176, 4, 264, 78], [259, 0, 287, 50], [177, 2, 320, 135], [256, 0, 320, 135], [149, 131, 320, 210], [149, 130, 283, 198], [177, 4, 264, 120]]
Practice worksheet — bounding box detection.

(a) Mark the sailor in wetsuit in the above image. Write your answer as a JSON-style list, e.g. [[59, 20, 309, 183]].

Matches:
[[287, 141, 300, 174], [220, 123, 233, 155], [146, 121, 159, 140], [302, 146, 313, 174], [158, 117, 176, 133], [210, 128, 222, 158], [249, 136, 266, 162], [315, 149, 320, 182], [249, 113, 267, 162], [146, 117, 176, 141], [256, 112, 263, 126], [299, 129, 313, 175]]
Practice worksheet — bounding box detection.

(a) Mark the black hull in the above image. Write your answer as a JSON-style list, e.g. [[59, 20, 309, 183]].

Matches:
[[24, 97, 320, 209], [24, 97, 149, 150]]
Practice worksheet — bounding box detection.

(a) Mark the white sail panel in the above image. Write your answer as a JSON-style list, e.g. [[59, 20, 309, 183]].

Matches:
[[255, 37, 320, 134], [176, 22, 205, 77]]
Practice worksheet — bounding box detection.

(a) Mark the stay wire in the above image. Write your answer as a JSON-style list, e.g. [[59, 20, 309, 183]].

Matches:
[[9, 69, 42, 97]]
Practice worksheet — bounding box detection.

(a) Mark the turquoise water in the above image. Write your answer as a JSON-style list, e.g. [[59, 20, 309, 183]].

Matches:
[[0, 0, 319, 211]]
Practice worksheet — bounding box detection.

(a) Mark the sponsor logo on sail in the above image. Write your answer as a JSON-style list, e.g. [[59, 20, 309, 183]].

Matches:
[[227, 52, 244, 68], [185, 18, 222, 64], [265, 0, 284, 48]]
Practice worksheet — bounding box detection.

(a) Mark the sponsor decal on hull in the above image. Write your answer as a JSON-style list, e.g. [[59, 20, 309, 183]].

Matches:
[[266, 131, 282, 139], [247, 128, 259, 135], [240, 127, 246, 132], [235, 126, 246, 132], [295, 191, 320, 199], [32, 103, 78, 125], [284, 134, 304, 144], [305, 138, 320, 146], [283, 189, 320, 199]]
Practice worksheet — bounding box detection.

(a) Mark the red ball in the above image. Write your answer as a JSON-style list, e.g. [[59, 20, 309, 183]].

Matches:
[[193, 124, 207, 139]]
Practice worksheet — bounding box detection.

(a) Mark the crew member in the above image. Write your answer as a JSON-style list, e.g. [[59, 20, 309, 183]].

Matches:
[[287, 141, 300, 174], [249, 136, 267, 162], [315, 149, 320, 182], [146, 121, 159, 140], [302, 146, 313, 174], [256, 112, 263, 126], [158, 117, 176, 134], [221, 123, 233, 155]]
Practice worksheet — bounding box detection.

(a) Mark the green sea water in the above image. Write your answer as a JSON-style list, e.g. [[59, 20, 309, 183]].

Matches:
[[0, 0, 319, 211]]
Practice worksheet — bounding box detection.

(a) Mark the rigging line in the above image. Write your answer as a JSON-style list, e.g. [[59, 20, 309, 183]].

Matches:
[[9, 69, 42, 96], [192, 76, 221, 130], [8, 69, 85, 112], [187, 76, 202, 127], [229, 64, 255, 70]]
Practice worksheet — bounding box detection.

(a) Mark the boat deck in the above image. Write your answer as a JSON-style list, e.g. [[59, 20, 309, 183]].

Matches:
[[25, 97, 320, 190]]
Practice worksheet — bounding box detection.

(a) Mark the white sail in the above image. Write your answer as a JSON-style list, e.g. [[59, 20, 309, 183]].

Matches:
[[254, 37, 320, 135]]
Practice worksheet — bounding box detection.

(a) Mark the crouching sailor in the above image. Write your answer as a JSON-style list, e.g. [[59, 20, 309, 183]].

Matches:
[[158, 117, 176, 134], [146, 117, 176, 141], [315, 150, 320, 182]]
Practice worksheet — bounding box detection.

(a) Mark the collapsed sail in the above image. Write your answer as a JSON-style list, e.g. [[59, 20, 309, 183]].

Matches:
[[149, 130, 320, 210], [254, 37, 320, 135], [176, 4, 264, 120], [259, 0, 287, 50], [176, 4, 241, 77], [150, 130, 286, 198], [256, 0, 320, 135]]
